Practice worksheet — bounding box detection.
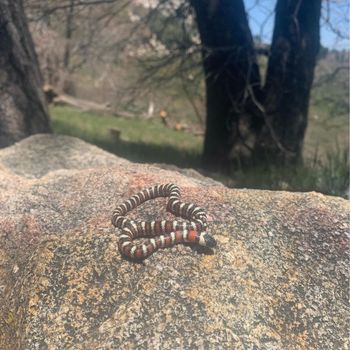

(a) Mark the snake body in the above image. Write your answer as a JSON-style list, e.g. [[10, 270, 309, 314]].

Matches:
[[112, 183, 216, 260]]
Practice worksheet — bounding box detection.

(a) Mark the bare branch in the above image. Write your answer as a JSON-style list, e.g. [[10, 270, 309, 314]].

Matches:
[[313, 65, 350, 87]]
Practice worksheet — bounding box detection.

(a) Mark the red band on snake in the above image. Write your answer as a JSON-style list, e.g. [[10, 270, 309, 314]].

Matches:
[[112, 183, 216, 260]]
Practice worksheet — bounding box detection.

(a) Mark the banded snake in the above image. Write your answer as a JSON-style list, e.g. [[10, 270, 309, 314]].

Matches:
[[112, 183, 216, 260]]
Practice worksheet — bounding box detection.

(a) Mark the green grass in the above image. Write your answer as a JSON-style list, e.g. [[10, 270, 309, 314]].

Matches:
[[51, 105, 349, 198], [51, 106, 202, 167], [220, 148, 349, 198]]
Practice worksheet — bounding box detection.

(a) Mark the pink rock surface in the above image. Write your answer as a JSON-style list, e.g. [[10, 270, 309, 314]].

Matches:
[[0, 134, 348, 350]]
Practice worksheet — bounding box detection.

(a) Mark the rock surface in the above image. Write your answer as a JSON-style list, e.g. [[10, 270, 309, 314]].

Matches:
[[0, 134, 349, 350]]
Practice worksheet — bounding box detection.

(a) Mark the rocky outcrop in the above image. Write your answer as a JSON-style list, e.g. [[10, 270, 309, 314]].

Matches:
[[0, 134, 349, 349]]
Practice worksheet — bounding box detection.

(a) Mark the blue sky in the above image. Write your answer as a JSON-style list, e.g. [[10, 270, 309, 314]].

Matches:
[[244, 0, 350, 50]]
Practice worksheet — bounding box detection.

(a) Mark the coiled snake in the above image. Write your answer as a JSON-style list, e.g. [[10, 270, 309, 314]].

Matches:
[[112, 183, 216, 260]]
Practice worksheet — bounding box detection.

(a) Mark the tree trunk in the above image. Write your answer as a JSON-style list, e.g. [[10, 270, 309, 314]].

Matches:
[[0, 0, 51, 148], [191, 0, 262, 171], [255, 0, 322, 164], [63, 0, 75, 70], [192, 0, 322, 172]]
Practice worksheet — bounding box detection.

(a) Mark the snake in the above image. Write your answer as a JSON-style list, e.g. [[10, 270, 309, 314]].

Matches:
[[112, 183, 216, 260]]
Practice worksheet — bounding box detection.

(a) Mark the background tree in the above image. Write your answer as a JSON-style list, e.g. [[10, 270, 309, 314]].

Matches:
[[191, 0, 322, 171], [0, 0, 51, 148], [257, 0, 322, 165], [191, 0, 262, 171], [25, 0, 131, 94]]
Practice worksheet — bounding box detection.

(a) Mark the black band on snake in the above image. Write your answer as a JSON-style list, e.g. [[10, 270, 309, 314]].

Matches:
[[112, 183, 216, 260]]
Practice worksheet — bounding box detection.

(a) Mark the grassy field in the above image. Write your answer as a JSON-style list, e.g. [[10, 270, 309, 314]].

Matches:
[[51, 106, 202, 167], [51, 105, 349, 198]]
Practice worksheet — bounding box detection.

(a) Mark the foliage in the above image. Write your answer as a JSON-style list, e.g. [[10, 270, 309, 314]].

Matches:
[[222, 147, 349, 198]]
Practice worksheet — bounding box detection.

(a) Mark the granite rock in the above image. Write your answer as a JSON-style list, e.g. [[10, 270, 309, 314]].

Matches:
[[0, 134, 348, 350]]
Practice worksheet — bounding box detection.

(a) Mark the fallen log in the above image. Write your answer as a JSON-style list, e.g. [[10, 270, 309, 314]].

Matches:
[[53, 94, 113, 115], [44, 85, 135, 118]]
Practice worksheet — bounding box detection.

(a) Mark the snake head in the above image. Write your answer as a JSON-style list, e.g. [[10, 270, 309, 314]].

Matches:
[[199, 232, 217, 248]]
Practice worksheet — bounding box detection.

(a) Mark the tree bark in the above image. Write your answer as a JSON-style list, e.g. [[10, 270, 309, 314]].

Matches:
[[191, 0, 262, 171], [256, 0, 322, 164], [0, 0, 51, 148]]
